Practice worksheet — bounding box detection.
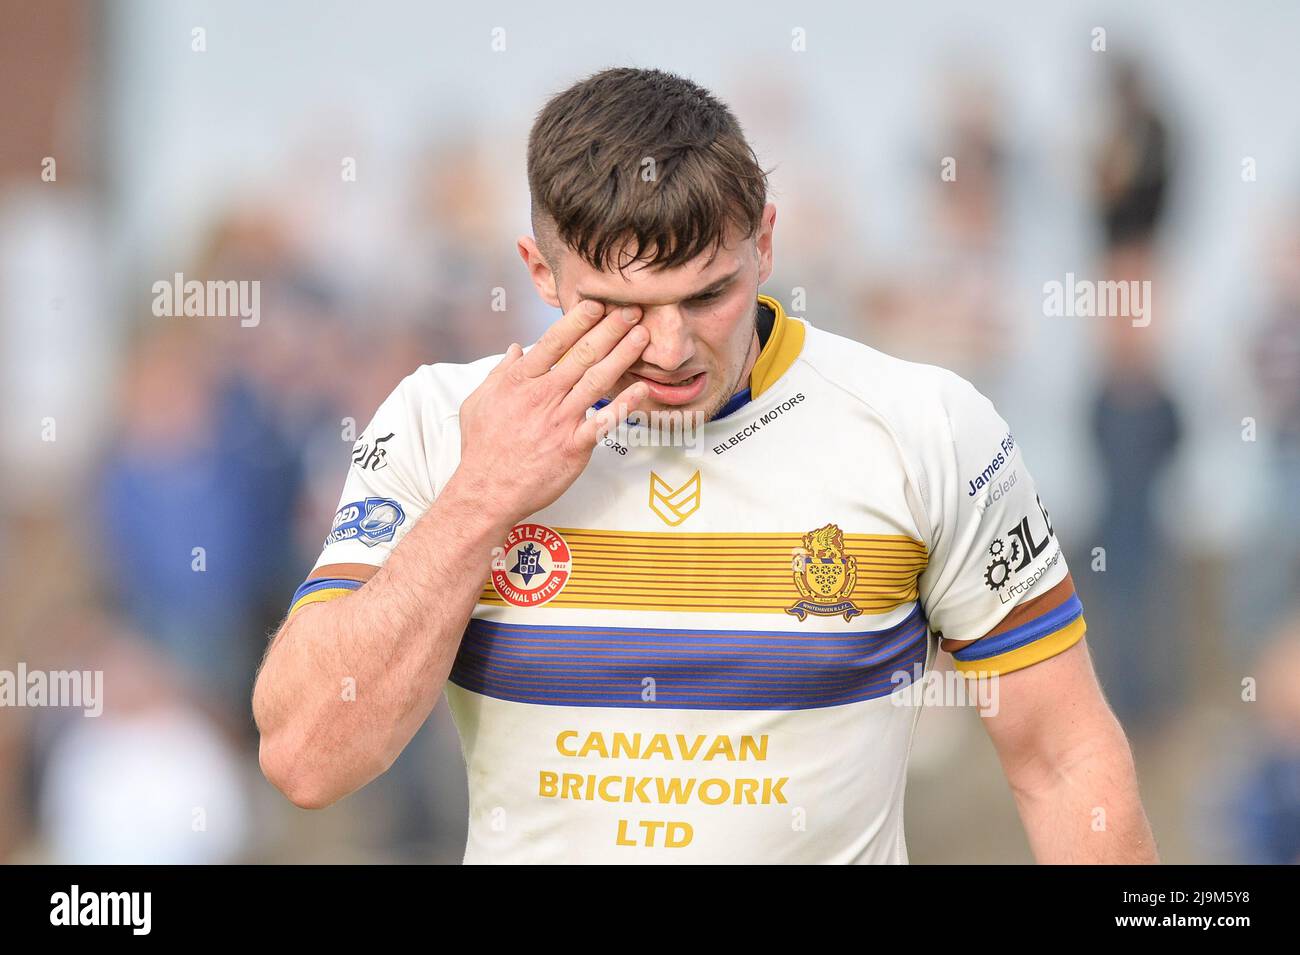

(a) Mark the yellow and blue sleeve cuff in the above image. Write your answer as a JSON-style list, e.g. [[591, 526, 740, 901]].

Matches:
[[952, 593, 1086, 676], [287, 576, 365, 619]]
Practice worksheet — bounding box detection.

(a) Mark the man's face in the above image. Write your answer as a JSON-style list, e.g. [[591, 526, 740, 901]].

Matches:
[[520, 203, 776, 422]]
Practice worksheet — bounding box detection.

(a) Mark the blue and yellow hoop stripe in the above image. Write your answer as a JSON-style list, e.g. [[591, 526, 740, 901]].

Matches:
[[449, 602, 931, 710]]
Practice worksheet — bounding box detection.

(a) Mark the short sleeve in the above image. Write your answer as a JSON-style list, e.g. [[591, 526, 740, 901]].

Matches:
[[916, 373, 1086, 675], [286, 371, 437, 618]]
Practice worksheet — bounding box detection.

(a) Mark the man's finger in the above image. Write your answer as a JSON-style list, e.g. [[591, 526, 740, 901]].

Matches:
[[515, 299, 607, 377], [557, 322, 649, 420], [547, 305, 643, 390], [487, 342, 523, 377]]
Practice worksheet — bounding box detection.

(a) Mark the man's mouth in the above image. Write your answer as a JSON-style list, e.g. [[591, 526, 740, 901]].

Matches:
[[628, 370, 708, 406]]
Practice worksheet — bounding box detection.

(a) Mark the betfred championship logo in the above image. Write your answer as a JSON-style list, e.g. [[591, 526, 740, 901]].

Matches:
[[491, 523, 572, 607]]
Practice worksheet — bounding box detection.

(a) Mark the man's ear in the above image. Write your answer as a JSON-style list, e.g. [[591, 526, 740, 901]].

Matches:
[[517, 235, 562, 309], [755, 202, 777, 286]]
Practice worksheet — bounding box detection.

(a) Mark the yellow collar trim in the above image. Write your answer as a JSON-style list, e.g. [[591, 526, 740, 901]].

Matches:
[[749, 294, 805, 399]]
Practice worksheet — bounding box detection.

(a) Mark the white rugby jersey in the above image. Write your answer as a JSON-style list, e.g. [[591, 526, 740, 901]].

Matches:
[[288, 295, 1086, 864]]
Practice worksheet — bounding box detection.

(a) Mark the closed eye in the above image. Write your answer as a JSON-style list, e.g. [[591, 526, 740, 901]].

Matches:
[[686, 288, 725, 306]]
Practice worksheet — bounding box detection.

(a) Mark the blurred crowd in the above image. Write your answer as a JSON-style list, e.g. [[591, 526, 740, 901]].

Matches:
[[1, 5, 1297, 864]]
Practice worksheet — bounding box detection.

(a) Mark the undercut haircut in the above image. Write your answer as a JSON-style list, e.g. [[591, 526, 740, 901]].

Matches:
[[527, 67, 770, 275]]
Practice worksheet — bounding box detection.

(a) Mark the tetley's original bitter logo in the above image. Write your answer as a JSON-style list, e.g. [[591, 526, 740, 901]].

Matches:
[[491, 523, 572, 607], [786, 523, 863, 622]]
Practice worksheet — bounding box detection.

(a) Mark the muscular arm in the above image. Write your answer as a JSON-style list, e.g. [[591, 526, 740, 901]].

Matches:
[[979, 637, 1159, 863], [253, 299, 650, 809], [252, 475, 512, 809]]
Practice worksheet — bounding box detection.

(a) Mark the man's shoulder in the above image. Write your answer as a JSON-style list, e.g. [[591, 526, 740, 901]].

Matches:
[[383, 351, 505, 423], [799, 321, 985, 441]]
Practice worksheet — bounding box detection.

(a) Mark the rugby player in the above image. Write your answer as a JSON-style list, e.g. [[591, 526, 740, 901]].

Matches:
[[252, 67, 1158, 863]]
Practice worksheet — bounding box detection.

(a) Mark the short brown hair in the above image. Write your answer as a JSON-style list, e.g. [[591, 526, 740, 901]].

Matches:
[[527, 67, 769, 274]]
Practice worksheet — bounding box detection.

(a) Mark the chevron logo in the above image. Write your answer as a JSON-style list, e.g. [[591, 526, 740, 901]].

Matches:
[[648, 470, 701, 526]]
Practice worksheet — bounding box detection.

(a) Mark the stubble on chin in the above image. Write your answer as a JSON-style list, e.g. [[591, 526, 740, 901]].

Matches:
[[677, 362, 749, 425], [700, 317, 762, 422], [695, 381, 735, 424]]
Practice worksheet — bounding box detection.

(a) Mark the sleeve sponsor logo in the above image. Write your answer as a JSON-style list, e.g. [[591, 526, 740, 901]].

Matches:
[[966, 431, 1017, 496], [983, 494, 1057, 599], [351, 431, 395, 471], [973, 468, 1018, 514], [326, 496, 406, 547]]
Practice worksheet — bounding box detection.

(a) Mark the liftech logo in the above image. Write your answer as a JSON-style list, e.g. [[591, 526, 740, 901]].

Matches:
[[490, 523, 572, 606], [983, 494, 1057, 593]]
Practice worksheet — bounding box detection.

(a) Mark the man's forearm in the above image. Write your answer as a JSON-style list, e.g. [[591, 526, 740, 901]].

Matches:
[[1010, 721, 1159, 863], [253, 473, 515, 808]]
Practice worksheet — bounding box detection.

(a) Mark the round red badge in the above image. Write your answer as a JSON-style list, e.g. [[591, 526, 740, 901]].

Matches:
[[490, 523, 572, 607]]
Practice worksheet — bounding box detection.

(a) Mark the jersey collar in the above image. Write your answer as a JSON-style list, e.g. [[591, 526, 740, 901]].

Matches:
[[748, 294, 804, 400], [710, 294, 804, 420]]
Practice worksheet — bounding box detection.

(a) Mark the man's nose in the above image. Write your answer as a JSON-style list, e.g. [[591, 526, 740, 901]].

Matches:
[[637, 306, 696, 371]]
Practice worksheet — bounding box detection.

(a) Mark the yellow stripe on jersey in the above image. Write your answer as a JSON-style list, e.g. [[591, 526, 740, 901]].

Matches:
[[479, 528, 928, 615]]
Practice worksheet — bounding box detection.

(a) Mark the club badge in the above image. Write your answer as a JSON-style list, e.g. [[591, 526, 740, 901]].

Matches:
[[786, 523, 863, 622]]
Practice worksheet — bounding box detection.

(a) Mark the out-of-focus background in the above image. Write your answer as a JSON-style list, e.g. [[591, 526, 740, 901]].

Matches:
[[1, 0, 1297, 864]]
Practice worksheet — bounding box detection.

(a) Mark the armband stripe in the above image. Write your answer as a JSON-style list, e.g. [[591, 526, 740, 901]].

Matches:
[[287, 576, 364, 618], [952, 615, 1086, 676], [952, 593, 1082, 662]]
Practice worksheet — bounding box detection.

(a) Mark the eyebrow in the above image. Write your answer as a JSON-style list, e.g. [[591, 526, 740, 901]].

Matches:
[[576, 267, 742, 308]]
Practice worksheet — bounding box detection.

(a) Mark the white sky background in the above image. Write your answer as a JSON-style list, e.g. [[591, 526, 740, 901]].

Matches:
[[101, 0, 1300, 548]]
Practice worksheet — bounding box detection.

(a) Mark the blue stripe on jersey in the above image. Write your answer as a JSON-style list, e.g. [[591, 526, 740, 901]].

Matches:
[[448, 604, 930, 710], [951, 594, 1083, 662]]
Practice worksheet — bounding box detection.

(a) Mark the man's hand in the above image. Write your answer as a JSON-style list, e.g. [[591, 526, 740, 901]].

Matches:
[[254, 299, 652, 809], [452, 299, 651, 523]]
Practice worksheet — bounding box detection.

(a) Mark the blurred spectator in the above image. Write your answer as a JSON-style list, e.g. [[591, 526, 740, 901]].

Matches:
[[857, 65, 1016, 389], [95, 323, 301, 720], [1240, 211, 1300, 637], [1082, 55, 1185, 731], [1085, 356, 1184, 727], [23, 609, 253, 864], [1095, 57, 1172, 254], [1224, 613, 1300, 864]]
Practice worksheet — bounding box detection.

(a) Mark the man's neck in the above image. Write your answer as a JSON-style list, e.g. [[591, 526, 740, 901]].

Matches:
[[705, 300, 767, 422], [736, 328, 762, 396], [734, 297, 774, 397]]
